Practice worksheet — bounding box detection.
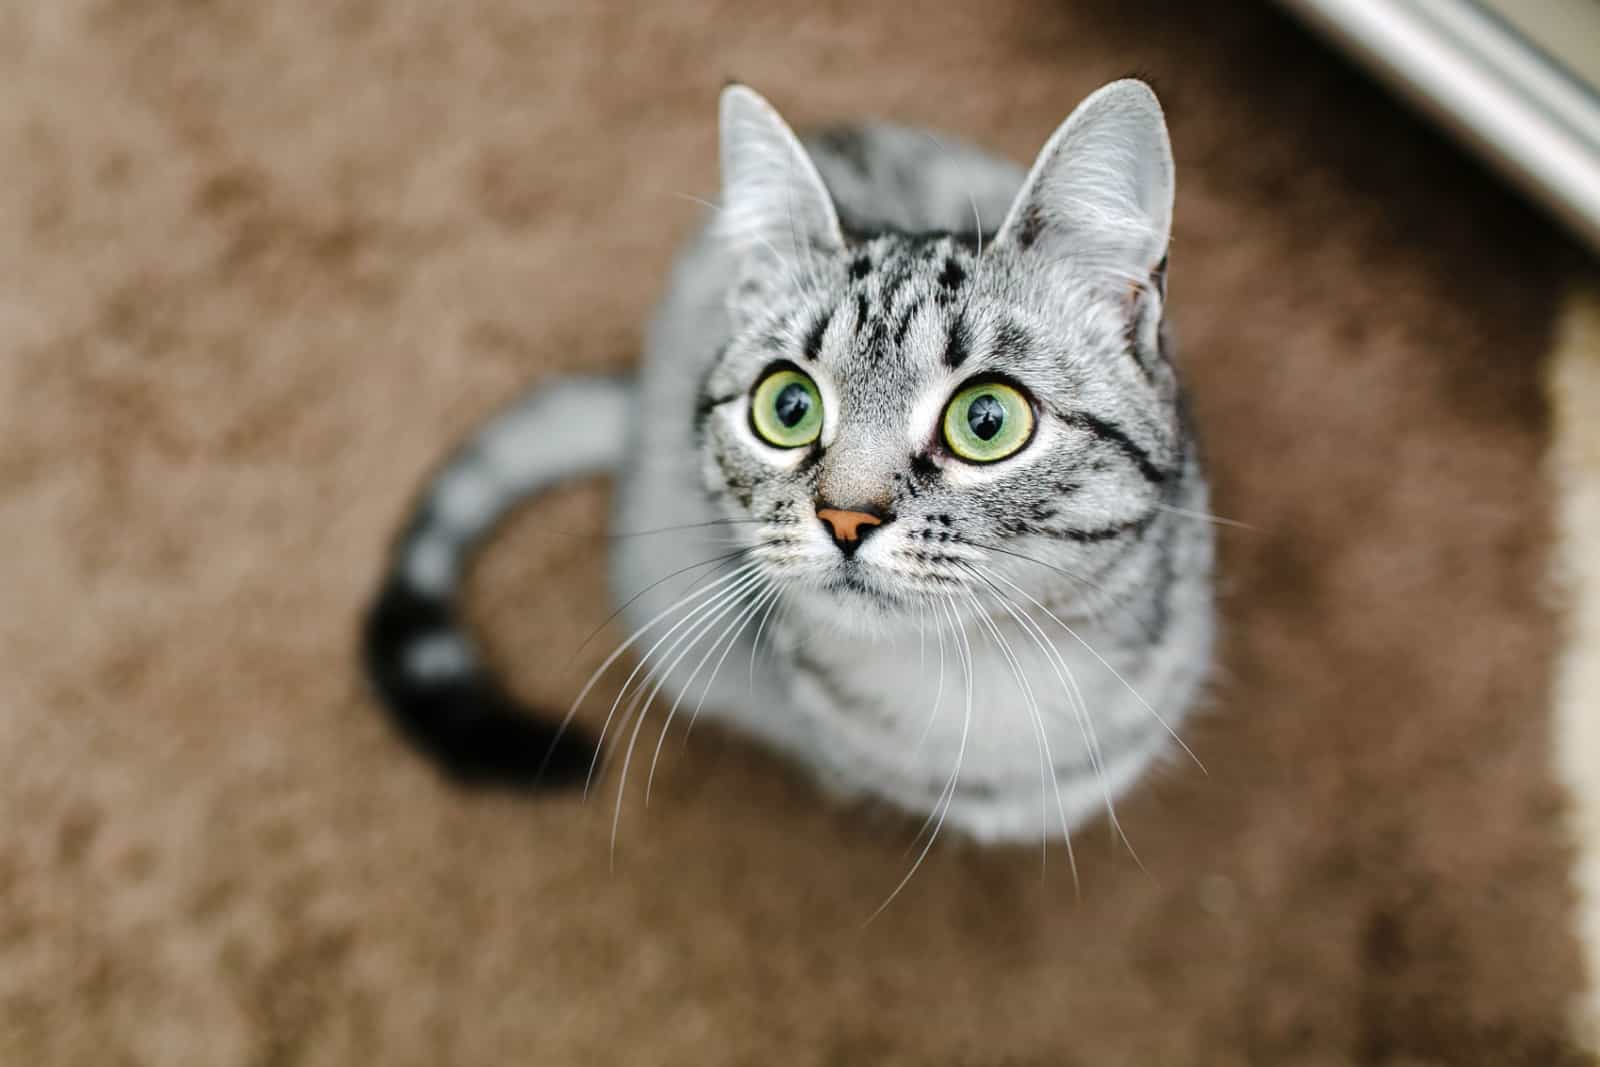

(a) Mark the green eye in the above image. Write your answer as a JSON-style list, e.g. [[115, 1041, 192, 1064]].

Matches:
[[942, 380, 1034, 463], [750, 367, 823, 448]]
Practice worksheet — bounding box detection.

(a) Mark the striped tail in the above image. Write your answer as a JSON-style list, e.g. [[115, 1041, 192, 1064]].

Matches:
[[362, 376, 633, 788]]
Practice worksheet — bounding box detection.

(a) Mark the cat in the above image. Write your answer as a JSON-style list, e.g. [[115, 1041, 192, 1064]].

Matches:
[[363, 79, 1215, 844]]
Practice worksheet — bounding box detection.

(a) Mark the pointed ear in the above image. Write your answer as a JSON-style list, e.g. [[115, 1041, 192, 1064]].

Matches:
[[993, 80, 1174, 284], [717, 85, 844, 279]]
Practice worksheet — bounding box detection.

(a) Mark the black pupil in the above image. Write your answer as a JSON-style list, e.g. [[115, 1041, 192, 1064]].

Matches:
[[967, 393, 1005, 441], [774, 382, 811, 428]]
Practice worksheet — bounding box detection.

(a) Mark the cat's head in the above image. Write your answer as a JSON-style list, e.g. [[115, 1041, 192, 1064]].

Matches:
[[696, 81, 1182, 634]]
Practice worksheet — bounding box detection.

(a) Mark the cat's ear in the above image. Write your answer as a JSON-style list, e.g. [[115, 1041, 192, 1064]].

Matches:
[[717, 85, 844, 279], [993, 80, 1174, 286]]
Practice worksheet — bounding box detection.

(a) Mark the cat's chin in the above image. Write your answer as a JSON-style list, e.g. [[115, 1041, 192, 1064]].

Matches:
[[780, 567, 933, 637]]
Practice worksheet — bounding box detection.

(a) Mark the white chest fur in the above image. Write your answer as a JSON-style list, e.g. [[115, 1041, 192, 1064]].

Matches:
[[749, 600, 1197, 842]]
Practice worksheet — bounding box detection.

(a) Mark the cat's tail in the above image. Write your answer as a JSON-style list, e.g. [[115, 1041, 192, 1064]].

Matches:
[[362, 375, 633, 789]]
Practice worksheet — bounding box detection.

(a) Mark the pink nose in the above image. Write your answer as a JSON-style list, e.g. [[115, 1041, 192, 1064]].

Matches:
[[816, 507, 884, 544]]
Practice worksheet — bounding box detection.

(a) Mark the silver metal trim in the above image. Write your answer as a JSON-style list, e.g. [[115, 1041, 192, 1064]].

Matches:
[[1278, 0, 1600, 254]]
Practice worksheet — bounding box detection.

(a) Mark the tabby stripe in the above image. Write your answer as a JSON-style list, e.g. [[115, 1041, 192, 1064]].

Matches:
[[994, 320, 1030, 360], [692, 350, 728, 442], [893, 297, 923, 349], [1123, 309, 1157, 388], [944, 314, 970, 368], [1052, 511, 1156, 544], [693, 390, 738, 441], [1061, 411, 1168, 485], [938, 257, 967, 290], [802, 307, 833, 361]]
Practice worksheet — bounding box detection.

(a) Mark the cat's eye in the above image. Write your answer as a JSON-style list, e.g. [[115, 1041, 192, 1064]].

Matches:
[[942, 380, 1034, 463], [750, 367, 824, 448]]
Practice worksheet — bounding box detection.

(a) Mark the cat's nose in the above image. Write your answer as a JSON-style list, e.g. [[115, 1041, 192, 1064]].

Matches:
[[816, 503, 891, 555]]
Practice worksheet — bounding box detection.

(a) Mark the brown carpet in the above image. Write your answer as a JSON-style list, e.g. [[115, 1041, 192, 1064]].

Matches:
[[2, 1, 1592, 1063]]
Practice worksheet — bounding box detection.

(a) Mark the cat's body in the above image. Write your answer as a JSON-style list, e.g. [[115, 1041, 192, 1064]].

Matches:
[[365, 82, 1215, 843]]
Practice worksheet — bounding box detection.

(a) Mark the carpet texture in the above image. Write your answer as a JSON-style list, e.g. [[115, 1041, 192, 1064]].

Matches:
[[1, 1, 1594, 1063]]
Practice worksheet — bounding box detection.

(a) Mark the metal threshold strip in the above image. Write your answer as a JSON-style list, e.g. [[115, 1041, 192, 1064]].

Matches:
[[1278, 0, 1600, 255]]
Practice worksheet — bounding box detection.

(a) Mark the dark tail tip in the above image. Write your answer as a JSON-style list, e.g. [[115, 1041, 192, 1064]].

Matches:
[[362, 577, 598, 789]]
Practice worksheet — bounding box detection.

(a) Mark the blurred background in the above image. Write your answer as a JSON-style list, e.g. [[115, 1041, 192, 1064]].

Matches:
[[2, 1, 1598, 1064], [1284, 0, 1600, 253]]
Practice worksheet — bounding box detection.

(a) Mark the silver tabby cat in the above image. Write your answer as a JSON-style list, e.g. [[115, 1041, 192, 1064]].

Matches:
[[364, 80, 1215, 843]]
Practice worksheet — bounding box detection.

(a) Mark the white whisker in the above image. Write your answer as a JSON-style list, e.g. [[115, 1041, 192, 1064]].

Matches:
[[968, 562, 1135, 864], [909, 594, 949, 759], [961, 575, 1082, 890], [687, 588, 792, 750], [1155, 502, 1254, 531], [606, 574, 767, 859], [584, 567, 766, 798], [983, 565, 1205, 774], [747, 586, 784, 689], [551, 558, 764, 776], [959, 586, 1056, 882], [645, 583, 778, 805], [869, 595, 972, 923]]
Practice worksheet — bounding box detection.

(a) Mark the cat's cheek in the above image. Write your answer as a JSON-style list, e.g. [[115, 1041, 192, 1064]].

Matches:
[[936, 427, 1058, 491], [699, 426, 753, 511], [697, 451, 734, 507], [734, 434, 823, 477]]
